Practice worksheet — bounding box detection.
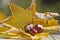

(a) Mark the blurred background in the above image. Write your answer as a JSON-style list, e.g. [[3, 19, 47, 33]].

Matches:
[[0, 0, 60, 24]]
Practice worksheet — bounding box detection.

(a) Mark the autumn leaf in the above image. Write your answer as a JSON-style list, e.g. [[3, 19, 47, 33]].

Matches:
[[5, 3, 33, 30]]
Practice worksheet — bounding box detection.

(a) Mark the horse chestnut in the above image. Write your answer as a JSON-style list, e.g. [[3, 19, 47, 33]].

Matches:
[[25, 24, 37, 36], [35, 24, 43, 33], [29, 27, 37, 36]]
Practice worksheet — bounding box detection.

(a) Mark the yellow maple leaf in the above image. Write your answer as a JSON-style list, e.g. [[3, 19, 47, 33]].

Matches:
[[5, 3, 33, 30]]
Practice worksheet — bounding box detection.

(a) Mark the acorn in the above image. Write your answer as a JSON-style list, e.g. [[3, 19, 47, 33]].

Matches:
[[35, 24, 43, 33]]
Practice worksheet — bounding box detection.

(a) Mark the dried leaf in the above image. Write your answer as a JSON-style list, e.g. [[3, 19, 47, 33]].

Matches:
[[6, 3, 33, 30]]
